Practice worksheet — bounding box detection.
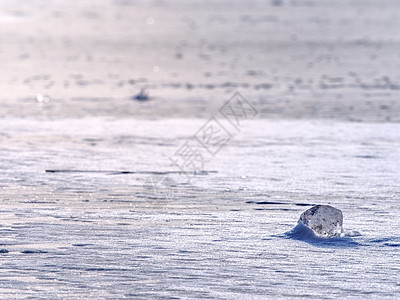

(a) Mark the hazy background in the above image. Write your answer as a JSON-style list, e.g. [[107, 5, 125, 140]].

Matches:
[[1, 0, 400, 121]]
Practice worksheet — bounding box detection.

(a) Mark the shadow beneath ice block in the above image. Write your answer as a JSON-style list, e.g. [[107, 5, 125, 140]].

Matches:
[[283, 223, 361, 248]]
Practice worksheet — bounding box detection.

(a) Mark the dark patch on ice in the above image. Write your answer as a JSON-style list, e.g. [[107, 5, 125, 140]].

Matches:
[[247, 201, 286, 205], [383, 243, 400, 247], [72, 243, 93, 247], [293, 203, 315, 206], [85, 268, 127, 272], [334, 181, 349, 186], [185, 83, 194, 89], [341, 175, 356, 178], [178, 250, 197, 254], [271, 0, 283, 6], [21, 250, 48, 254], [353, 155, 379, 159], [268, 178, 284, 181], [369, 238, 391, 243], [283, 223, 360, 248], [221, 82, 239, 88], [0, 249, 9, 253], [133, 88, 150, 101], [369, 237, 400, 247], [254, 83, 272, 90]]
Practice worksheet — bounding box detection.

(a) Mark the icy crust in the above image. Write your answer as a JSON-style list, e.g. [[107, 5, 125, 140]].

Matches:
[[298, 205, 343, 238]]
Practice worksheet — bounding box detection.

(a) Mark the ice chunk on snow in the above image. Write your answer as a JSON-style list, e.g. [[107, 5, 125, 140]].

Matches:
[[298, 205, 343, 238]]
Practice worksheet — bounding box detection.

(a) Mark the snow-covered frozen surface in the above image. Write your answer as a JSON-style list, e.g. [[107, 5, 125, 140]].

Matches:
[[0, 117, 399, 298]]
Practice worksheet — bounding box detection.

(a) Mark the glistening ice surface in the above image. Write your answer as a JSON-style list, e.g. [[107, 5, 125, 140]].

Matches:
[[1, 118, 399, 298], [297, 205, 343, 238], [1, 0, 400, 299]]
